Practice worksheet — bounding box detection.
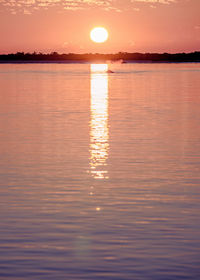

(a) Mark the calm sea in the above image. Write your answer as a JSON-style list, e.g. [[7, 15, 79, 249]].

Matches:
[[0, 63, 200, 280]]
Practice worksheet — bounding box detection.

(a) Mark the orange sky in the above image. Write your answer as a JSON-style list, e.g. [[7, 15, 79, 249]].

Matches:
[[0, 0, 200, 54]]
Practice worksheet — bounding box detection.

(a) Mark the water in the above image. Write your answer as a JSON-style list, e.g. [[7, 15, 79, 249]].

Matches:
[[0, 63, 200, 279]]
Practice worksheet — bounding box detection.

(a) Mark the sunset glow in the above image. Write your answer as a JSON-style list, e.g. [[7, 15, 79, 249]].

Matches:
[[0, 1, 199, 53]]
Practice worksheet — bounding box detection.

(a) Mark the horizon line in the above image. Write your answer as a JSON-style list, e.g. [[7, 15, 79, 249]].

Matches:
[[1, 51, 200, 55]]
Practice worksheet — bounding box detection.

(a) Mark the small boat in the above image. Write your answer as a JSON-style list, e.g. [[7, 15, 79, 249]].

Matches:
[[106, 69, 114, 73]]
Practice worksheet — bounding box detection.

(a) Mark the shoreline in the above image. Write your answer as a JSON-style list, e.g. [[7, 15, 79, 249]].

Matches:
[[0, 51, 199, 64], [0, 60, 200, 64]]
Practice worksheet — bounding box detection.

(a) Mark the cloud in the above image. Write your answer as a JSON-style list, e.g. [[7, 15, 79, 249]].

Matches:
[[0, 0, 177, 14], [133, 0, 176, 3]]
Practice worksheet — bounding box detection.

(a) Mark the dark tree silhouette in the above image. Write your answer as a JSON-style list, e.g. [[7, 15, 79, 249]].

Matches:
[[0, 51, 199, 62]]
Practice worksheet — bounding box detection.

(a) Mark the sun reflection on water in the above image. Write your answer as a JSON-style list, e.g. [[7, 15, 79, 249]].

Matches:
[[89, 64, 109, 179]]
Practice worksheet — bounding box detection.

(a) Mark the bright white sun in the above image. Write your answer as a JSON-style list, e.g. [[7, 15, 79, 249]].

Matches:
[[90, 27, 108, 43]]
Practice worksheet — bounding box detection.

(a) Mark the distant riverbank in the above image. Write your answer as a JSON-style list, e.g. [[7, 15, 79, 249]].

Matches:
[[0, 51, 200, 63]]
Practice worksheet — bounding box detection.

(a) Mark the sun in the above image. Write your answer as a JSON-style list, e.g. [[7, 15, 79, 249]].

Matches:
[[90, 27, 108, 43]]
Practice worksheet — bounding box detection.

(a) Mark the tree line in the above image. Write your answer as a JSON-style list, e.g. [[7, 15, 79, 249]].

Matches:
[[0, 51, 199, 62]]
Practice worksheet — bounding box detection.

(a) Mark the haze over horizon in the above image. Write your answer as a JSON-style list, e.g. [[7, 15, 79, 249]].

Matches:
[[1, 0, 200, 54]]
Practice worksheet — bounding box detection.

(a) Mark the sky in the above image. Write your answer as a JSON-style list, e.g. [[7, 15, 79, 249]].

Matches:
[[0, 0, 200, 54]]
